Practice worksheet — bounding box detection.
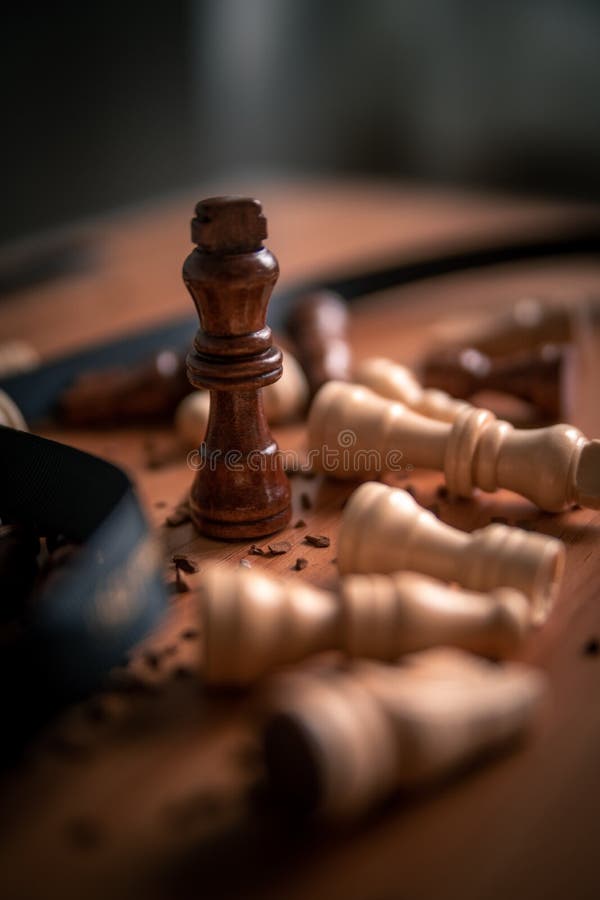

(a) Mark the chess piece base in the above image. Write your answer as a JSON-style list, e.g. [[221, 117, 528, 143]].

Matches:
[[188, 498, 291, 540]]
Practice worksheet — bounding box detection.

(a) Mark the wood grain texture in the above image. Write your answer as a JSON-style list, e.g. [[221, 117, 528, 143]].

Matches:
[[1, 181, 600, 900]]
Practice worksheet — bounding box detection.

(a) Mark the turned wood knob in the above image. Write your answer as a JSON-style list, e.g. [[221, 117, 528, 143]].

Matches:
[[197, 564, 531, 685], [308, 380, 600, 511], [183, 197, 291, 539], [263, 648, 546, 819], [175, 349, 309, 448], [338, 482, 564, 623]]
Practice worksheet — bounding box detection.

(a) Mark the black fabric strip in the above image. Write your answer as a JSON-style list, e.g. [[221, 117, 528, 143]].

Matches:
[[0, 427, 166, 757]]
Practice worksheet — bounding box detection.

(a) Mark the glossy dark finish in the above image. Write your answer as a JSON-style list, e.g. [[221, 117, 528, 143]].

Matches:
[[421, 343, 571, 421], [59, 350, 190, 425], [184, 197, 291, 539], [286, 289, 352, 396]]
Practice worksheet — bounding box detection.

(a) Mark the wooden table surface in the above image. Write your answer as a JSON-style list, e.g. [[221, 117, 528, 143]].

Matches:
[[2, 179, 600, 900]]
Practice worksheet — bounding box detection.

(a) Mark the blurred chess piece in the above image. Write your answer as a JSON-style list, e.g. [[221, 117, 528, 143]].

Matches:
[[0, 340, 40, 378], [175, 391, 211, 448], [308, 380, 600, 511], [432, 296, 600, 358], [198, 565, 530, 685], [286, 290, 352, 396], [354, 356, 470, 422], [60, 348, 191, 426], [262, 349, 309, 423], [262, 648, 546, 819], [338, 482, 564, 624], [420, 344, 572, 423], [0, 389, 27, 431]]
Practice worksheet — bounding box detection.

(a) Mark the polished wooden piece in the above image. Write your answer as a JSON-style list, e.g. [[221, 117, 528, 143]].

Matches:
[[60, 349, 191, 425], [420, 344, 570, 421], [184, 197, 291, 538], [338, 482, 564, 624], [263, 648, 546, 820], [308, 380, 600, 511], [286, 289, 352, 395], [199, 564, 530, 685], [175, 349, 308, 449]]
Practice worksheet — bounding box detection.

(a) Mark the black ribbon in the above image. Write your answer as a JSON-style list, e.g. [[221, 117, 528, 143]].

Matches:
[[0, 427, 165, 754]]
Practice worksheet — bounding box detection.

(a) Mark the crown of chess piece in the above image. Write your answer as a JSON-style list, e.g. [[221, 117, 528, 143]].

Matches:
[[175, 349, 309, 448], [262, 648, 546, 819], [419, 344, 570, 422], [286, 289, 352, 396], [308, 380, 600, 512], [338, 482, 564, 623], [198, 564, 530, 685], [354, 357, 471, 422], [183, 197, 291, 539]]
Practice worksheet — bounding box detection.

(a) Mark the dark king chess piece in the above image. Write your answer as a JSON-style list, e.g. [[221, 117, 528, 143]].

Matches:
[[184, 197, 291, 539]]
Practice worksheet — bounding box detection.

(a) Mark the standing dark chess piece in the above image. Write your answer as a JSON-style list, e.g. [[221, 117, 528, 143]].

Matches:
[[184, 197, 291, 539]]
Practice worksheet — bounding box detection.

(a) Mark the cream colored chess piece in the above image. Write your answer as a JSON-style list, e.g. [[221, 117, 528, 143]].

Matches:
[[355, 356, 469, 422], [262, 350, 309, 424], [0, 389, 27, 431], [262, 648, 546, 819], [308, 380, 600, 511], [0, 340, 40, 378], [338, 482, 564, 624], [176, 349, 308, 447], [199, 564, 531, 685], [175, 391, 210, 448]]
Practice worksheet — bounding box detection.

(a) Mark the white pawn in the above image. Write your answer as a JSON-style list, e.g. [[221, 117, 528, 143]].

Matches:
[[176, 349, 309, 447], [308, 380, 600, 511], [354, 356, 469, 422], [263, 648, 546, 819], [338, 482, 564, 624], [175, 391, 210, 448], [198, 564, 531, 685], [262, 349, 309, 424]]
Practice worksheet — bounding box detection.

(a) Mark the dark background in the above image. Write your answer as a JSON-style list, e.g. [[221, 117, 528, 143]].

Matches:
[[2, 0, 600, 248]]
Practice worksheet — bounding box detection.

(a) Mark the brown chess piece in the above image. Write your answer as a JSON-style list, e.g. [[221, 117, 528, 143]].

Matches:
[[184, 197, 291, 539], [420, 344, 571, 422], [286, 289, 352, 396], [59, 349, 191, 426], [435, 296, 600, 358]]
